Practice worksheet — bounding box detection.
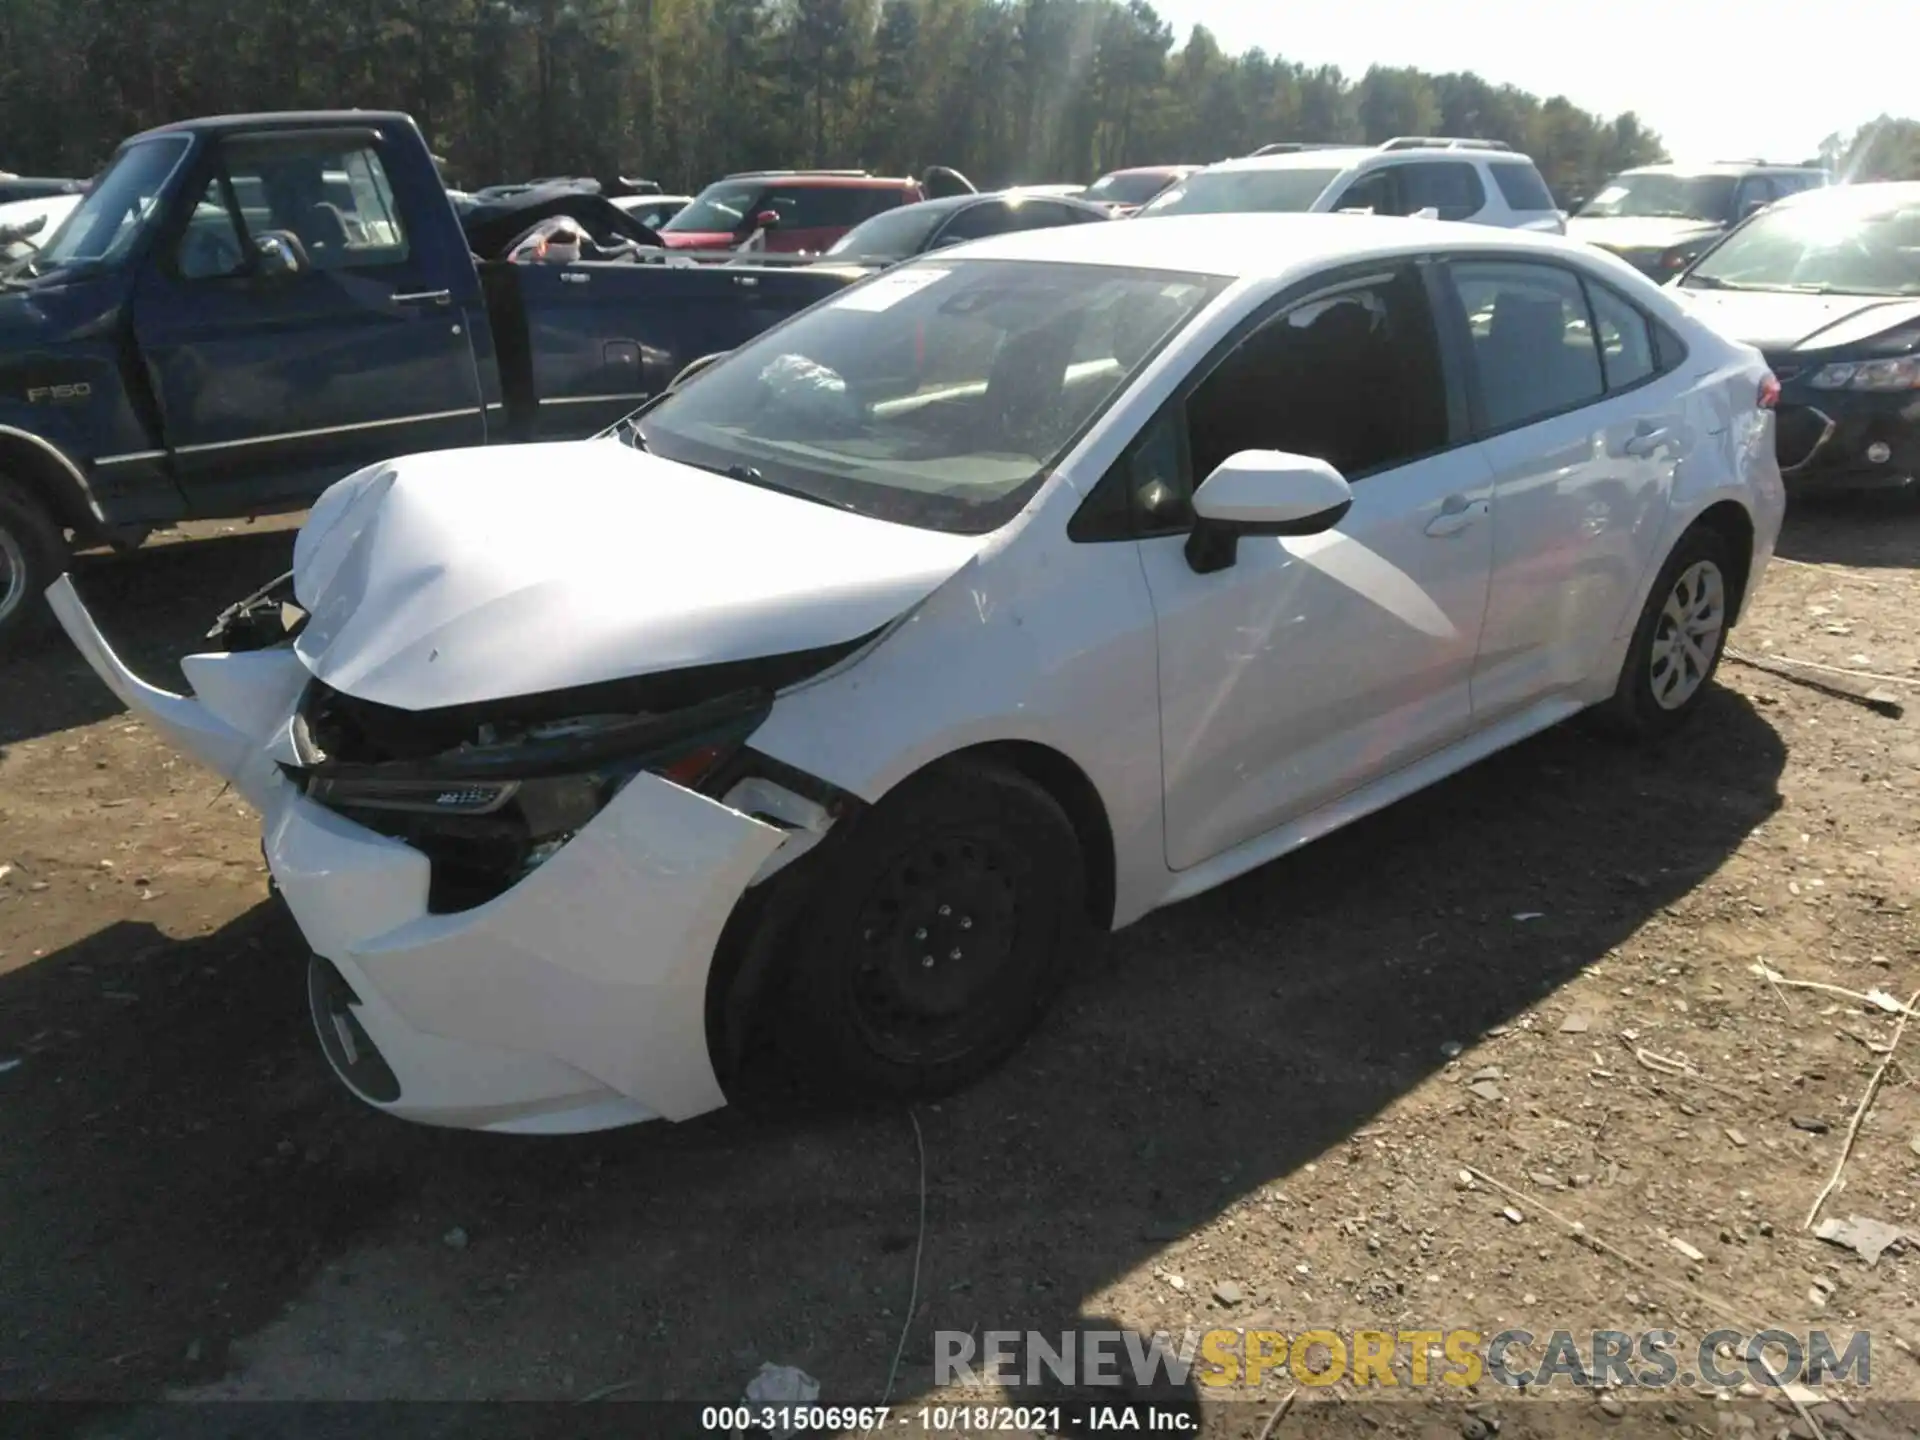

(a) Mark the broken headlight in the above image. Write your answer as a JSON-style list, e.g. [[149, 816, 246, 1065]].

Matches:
[[295, 691, 767, 911]]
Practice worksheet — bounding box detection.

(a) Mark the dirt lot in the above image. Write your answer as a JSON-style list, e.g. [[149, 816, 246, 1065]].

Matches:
[[1, 500, 1917, 1437]]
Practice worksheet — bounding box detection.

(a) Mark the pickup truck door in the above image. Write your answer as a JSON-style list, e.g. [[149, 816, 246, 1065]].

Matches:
[[132, 130, 485, 513], [510, 261, 860, 439]]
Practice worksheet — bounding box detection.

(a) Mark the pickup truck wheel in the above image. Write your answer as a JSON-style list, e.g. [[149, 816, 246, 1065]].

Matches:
[[0, 476, 65, 643], [777, 758, 1083, 1102]]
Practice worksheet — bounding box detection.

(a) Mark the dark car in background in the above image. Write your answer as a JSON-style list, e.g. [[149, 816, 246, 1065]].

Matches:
[[823, 189, 1110, 264], [1080, 164, 1198, 216], [659, 170, 923, 253], [1673, 181, 1920, 496], [1567, 161, 1827, 279]]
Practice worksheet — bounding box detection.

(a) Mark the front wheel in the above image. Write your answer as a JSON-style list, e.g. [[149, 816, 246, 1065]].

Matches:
[[1596, 526, 1734, 739], [774, 758, 1085, 1101], [0, 476, 67, 646]]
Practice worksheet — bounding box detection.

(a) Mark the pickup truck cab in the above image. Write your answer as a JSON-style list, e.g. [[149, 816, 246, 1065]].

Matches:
[[0, 111, 862, 642]]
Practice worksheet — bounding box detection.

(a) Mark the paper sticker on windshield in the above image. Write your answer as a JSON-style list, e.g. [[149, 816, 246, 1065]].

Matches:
[[833, 267, 950, 313]]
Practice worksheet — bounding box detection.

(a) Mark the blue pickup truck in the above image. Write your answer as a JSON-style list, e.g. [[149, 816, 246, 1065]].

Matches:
[[0, 110, 861, 642]]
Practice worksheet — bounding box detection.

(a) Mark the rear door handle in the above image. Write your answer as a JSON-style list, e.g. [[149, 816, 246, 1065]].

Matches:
[[392, 289, 452, 307], [1623, 425, 1672, 457], [1425, 497, 1489, 538]]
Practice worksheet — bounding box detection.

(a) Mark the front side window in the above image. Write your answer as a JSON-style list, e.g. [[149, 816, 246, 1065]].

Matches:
[[636, 259, 1225, 534], [1577, 173, 1736, 222], [175, 178, 249, 279], [1185, 269, 1449, 485], [934, 202, 1014, 245], [1141, 167, 1342, 217], [33, 136, 191, 272], [1449, 262, 1604, 432], [218, 138, 411, 271], [1398, 162, 1485, 221], [663, 181, 763, 233], [1684, 195, 1920, 296]]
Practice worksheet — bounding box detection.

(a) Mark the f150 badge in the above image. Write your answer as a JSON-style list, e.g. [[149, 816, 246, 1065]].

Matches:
[[27, 382, 90, 404]]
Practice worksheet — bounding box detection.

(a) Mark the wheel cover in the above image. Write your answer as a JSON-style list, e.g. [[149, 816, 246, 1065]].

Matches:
[[1648, 559, 1726, 711], [848, 831, 1024, 1067], [0, 524, 26, 626]]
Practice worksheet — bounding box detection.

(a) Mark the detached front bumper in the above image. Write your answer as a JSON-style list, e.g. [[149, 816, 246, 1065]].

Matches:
[[46, 576, 790, 1134]]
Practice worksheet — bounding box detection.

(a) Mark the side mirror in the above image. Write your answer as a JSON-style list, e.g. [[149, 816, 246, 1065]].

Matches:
[[254, 230, 308, 278], [1185, 450, 1353, 574], [753, 209, 782, 230], [1568, 194, 1588, 213], [1740, 198, 1768, 219]]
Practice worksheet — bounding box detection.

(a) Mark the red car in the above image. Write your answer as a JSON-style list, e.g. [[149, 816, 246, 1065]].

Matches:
[[658, 170, 924, 253], [1081, 164, 1199, 216]]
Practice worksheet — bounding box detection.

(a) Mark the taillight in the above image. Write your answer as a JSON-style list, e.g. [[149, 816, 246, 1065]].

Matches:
[[1758, 373, 1780, 410]]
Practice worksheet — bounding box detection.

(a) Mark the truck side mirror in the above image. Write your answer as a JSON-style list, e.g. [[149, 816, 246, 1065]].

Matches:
[[254, 230, 309, 278], [752, 209, 782, 231]]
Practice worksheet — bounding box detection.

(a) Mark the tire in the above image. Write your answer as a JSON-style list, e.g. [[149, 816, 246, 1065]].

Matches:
[[1595, 525, 1735, 740], [0, 475, 67, 646], [774, 758, 1085, 1101]]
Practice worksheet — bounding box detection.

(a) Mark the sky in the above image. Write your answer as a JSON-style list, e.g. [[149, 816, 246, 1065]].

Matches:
[[1151, 0, 1909, 165]]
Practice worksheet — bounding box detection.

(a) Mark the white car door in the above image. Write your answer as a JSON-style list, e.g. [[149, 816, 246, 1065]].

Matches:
[[1437, 258, 1688, 719], [1114, 265, 1498, 871]]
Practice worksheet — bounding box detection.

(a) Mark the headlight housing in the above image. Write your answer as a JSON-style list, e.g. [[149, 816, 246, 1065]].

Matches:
[[1807, 356, 1920, 391], [294, 690, 768, 911]]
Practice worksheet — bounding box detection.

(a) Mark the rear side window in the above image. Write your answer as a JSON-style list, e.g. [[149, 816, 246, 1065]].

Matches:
[[1448, 261, 1604, 432], [1585, 282, 1656, 391], [1399, 162, 1485, 221], [1489, 162, 1556, 214]]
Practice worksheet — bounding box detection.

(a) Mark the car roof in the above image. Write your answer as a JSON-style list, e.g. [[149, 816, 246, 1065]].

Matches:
[[1616, 161, 1826, 178], [1770, 179, 1920, 209], [130, 111, 418, 143], [710, 174, 914, 189], [945, 211, 1608, 280], [1209, 146, 1539, 172], [1099, 164, 1198, 180]]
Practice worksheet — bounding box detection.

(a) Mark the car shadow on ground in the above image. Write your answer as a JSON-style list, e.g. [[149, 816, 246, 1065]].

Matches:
[[0, 527, 297, 754], [1774, 490, 1920, 569], [0, 690, 1785, 1425]]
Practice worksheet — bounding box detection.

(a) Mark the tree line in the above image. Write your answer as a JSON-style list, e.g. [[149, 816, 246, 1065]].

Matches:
[[1, 0, 1720, 203]]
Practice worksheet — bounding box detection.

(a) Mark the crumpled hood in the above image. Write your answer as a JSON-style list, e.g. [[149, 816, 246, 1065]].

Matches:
[[291, 440, 986, 711], [1672, 288, 1920, 354], [1565, 215, 1722, 255]]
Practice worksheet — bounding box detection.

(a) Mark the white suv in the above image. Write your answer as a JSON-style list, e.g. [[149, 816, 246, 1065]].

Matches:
[[1142, 137, 1566, 233]]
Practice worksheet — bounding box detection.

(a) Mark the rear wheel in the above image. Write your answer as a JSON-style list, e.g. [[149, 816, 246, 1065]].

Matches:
[[1596, 526, 1734, 739], [776, 759, 1084, 1100], [0, 476, 66, 645]]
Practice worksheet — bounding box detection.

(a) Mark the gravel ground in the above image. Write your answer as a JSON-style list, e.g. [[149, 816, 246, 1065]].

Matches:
[[0, 498, 1916, 1439]]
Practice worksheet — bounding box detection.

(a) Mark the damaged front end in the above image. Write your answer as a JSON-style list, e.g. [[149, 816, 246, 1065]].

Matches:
[[46, 571, 864, 1133], [285, 647, 855, 914]]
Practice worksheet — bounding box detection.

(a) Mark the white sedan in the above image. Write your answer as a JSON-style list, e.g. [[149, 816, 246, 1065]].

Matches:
[[51, 214, 1785, 1134]]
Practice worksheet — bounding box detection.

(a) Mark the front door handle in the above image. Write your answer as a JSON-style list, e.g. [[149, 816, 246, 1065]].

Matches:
[[1623, 425, 1672, 457], [1425, 497, 1489, 538], [392, 289, 452, 307]]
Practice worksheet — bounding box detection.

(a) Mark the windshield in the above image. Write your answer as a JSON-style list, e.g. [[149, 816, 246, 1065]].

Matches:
[[1577, 173, 1735, 222], [827, 205, 944, 260], [1686, 195, 1920, 296], [636, 258, 1225, 534], [1085, 171, 1177, 206], [33, 136, 190, 270], [1141, 167, 1340, 217], [661, 181, 761, 233]]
